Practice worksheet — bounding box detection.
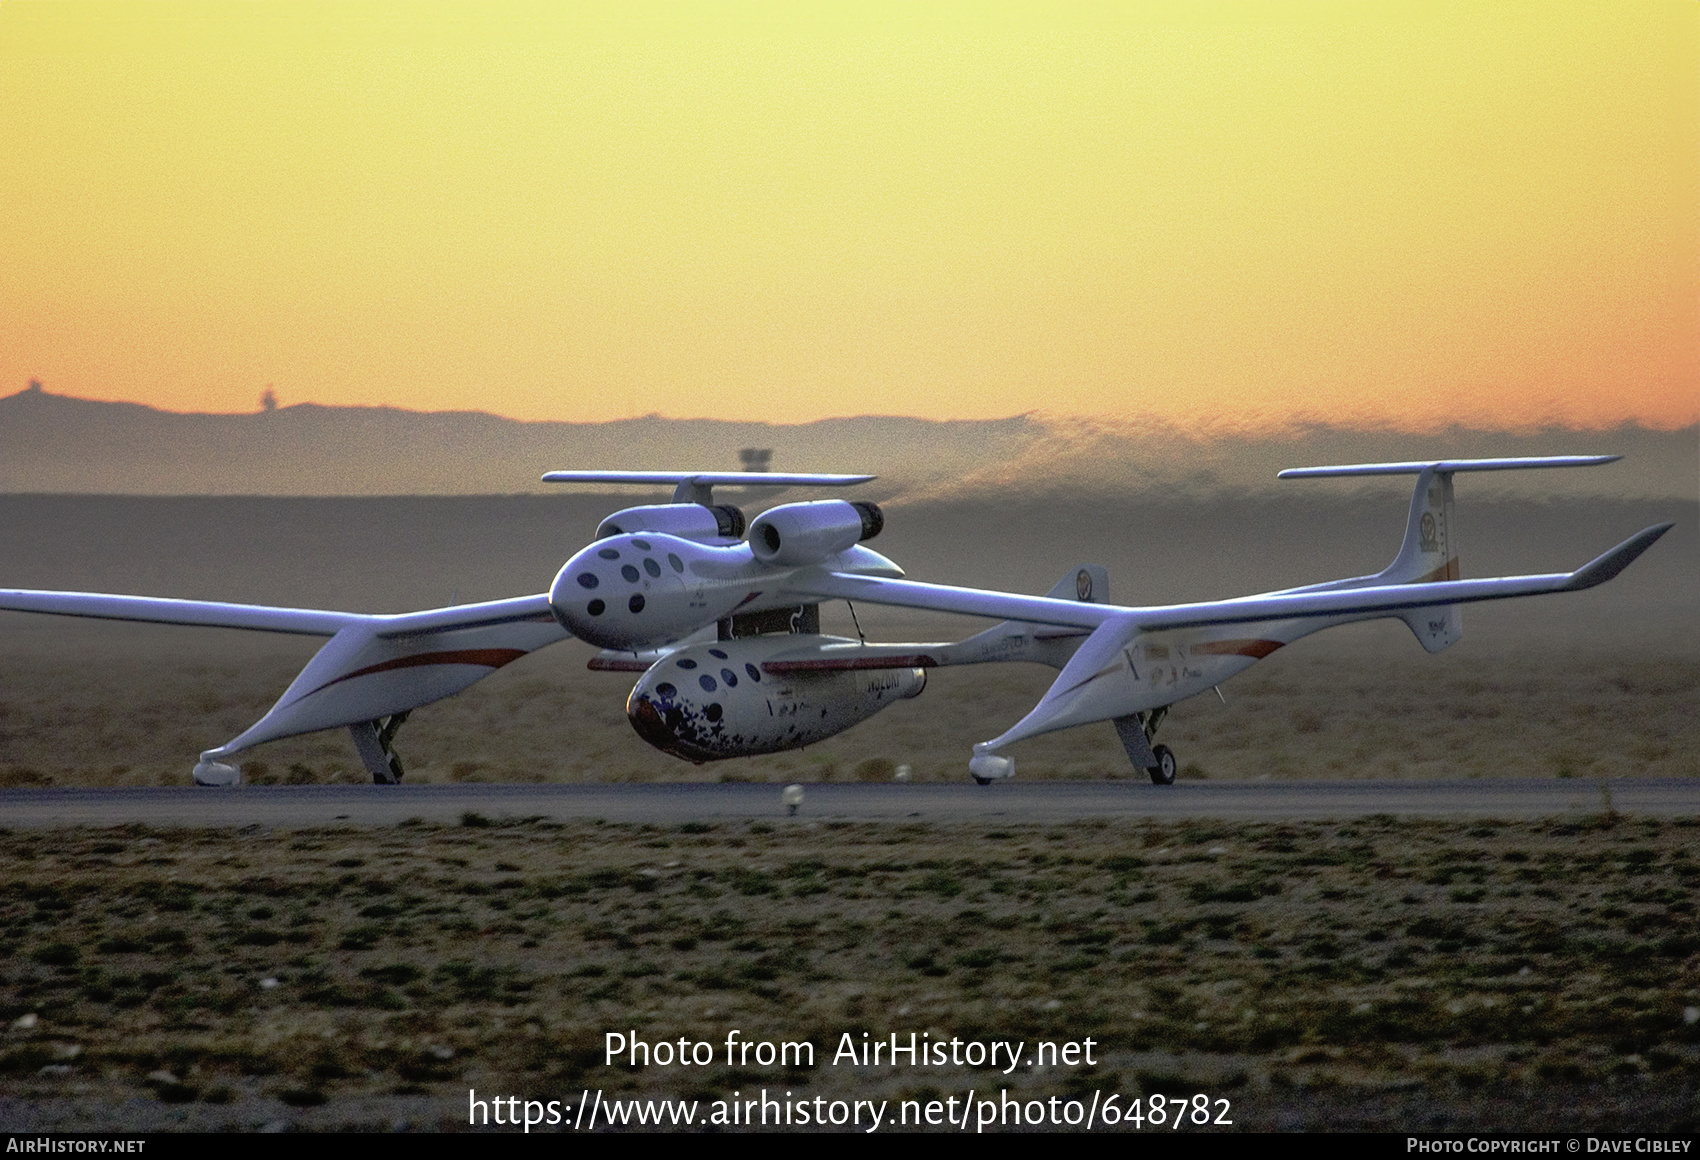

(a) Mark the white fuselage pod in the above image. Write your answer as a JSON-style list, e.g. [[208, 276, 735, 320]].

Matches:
[[625, 635, 926, 762], [978, 616, 1351, 754], [548, 532, 901, 651]]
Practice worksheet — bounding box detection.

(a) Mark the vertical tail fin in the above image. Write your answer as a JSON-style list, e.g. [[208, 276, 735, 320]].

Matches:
[[1383, 466, 1459, 585], [1278, 455, 1619, 655], [937, 564, 1109, 668], [1043, 564, 1109, 604], [1384, 467, 1463, 652]]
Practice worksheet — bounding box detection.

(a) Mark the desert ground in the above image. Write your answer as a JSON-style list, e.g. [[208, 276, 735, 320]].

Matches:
[[0, 492, 1694, 1132], [1, 815, 1696, 1132]]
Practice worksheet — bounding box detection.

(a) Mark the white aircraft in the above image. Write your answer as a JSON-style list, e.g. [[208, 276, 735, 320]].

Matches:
[[0, 457, 1670, 786]]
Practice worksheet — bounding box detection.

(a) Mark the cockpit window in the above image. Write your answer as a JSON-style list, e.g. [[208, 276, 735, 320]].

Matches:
[[598, 548, 620, 560]]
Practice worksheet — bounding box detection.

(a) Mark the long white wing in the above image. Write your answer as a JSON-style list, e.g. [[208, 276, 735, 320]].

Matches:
[[793, 523, 1673, 631], [0, 590, 362, 635], [0, 589, 558, 638], [0, 587, 569, 756], [372, 594, 558, 637]]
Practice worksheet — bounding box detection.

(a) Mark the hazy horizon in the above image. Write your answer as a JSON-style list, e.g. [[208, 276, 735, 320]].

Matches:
[[3, 383, 1694, 501]]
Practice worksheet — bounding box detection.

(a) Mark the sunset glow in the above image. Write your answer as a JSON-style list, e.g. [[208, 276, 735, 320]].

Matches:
[[1, 1, 1694, 428]]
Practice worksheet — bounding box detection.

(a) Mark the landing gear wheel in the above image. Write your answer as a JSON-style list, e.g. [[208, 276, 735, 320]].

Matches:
[[1147, 744, 1177, 786], [972, 776, 993, 786]]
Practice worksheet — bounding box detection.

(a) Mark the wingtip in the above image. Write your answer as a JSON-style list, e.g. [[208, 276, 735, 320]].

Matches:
[[1567, 522, 1675, 590]]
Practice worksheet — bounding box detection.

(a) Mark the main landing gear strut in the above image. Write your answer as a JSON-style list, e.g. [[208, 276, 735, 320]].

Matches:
[[1112, 706, 1177, 785], [349, 712, 410, 784]]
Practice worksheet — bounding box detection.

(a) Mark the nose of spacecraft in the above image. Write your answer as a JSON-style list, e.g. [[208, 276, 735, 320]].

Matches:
[[549, 542, 618, 644]]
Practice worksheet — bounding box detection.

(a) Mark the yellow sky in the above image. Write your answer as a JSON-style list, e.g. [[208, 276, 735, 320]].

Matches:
[[1, 1, 1694, 428]]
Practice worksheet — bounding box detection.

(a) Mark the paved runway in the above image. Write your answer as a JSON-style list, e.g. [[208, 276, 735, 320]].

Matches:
[[0, 778, 1693, 829]]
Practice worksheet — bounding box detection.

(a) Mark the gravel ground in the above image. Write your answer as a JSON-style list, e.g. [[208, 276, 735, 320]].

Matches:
[[2, 813, 1697, 1132]]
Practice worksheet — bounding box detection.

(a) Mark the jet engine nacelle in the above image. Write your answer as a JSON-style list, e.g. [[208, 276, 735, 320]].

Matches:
[[596, 504, 745, 543], [747, 500, 883, 567], [626, 634, 924, 762]]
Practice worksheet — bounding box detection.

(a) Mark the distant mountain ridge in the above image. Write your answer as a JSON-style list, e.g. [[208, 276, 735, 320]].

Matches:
[[0, 387, 1034, 499], [1, 386, 1692, 500]]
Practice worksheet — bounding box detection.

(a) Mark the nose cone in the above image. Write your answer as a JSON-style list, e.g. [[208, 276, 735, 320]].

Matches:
[[548, 535, 691, 650], [549, 550, 605, 642]]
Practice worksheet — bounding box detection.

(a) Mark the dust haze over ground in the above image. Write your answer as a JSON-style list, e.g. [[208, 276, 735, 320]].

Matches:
[[1, 385, 1694, 502]]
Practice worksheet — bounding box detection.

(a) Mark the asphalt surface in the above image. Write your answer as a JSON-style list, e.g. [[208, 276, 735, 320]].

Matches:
[[0, 778, 1693, 829]]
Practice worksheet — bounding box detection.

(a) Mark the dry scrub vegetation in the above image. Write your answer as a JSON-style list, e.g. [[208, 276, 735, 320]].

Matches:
[[1, 815, 1697, 1131]]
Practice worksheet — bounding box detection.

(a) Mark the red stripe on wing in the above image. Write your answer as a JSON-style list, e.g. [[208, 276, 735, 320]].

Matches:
[[306, 648, 529, 697], [1194, 639, 1285, 659]]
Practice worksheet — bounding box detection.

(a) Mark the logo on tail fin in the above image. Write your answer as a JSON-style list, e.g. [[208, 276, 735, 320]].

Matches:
[[1419, 512, 1440, 552], [1076, 570, 1093, 602]]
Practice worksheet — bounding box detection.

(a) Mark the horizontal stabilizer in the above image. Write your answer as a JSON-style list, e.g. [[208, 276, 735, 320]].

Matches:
[[542, 470, 875, 506], [541, 471, 874, 486], [1278, 455, 1619, 479]]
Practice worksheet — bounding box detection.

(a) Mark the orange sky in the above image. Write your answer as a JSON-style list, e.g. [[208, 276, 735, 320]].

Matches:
[[1, 1, 1695, 429]]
